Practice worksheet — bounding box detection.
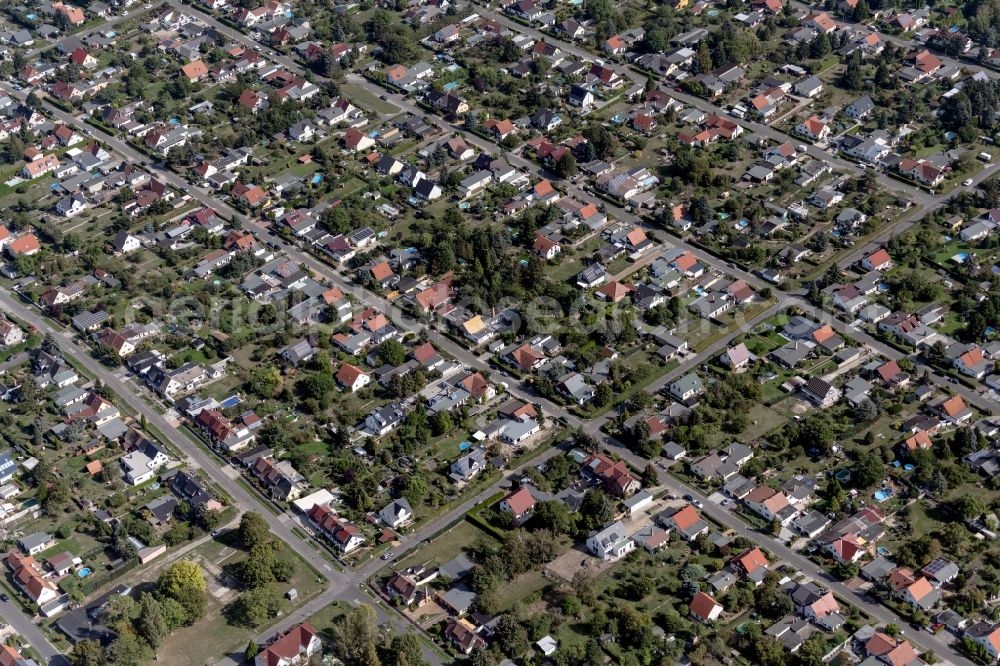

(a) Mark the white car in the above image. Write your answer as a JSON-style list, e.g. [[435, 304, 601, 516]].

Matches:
[[963, 178, 974, 186]]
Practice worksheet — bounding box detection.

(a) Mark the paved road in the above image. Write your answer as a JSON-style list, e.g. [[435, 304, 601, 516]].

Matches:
[[0, 4, 990, 663], [788, 0, 998, 81], [213, 433, 573, 666], [837, 160, 1000, 269], [595, 434, 964, 665], [0, 598, 70, 666], [469, 4, 933, 208], [0, 292, 329, 576]]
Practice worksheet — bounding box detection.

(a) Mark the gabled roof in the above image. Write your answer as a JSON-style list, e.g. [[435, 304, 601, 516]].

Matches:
[[689, 591, 721, 621], [257, 623, 319, 666], [941, 394, 967, 417], [595, 280, 634, 301], [501, 487, 535, 516], [732, 547, 767, 574]]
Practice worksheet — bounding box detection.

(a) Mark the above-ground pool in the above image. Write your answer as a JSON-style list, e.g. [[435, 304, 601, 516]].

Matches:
[[874, 490, 892, 502], [77, 567, 92, 578], [835, 470, 851, 483]]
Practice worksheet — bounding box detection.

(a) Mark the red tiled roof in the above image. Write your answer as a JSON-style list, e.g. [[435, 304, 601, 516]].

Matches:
[[689, 591, 721, 621], [501, 487, 535, 516]]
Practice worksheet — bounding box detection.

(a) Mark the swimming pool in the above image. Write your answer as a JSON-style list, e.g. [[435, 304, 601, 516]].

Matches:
[[220, 395, 242, 408], [78, 567, 92, 578], [874, 489, 891, 502]]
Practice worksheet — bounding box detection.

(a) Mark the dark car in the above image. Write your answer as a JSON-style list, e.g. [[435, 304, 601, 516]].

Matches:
[[683, 494, 694, 501], [1, 593, 10, 602]]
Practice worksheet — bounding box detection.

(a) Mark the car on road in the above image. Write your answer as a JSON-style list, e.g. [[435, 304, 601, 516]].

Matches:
[[683, 494, 694, 501], [692, 500, 703, 508], [381, 551, 395, 560], [963, 178, 974, 186], [0, 593, 10, 602]]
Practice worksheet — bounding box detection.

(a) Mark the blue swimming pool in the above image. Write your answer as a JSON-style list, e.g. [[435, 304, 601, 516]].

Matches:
[[78, 567, 92, 578], [220, 395, 242, 408]]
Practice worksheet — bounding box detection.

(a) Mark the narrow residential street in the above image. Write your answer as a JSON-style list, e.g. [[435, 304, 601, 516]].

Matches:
[[0, 2, 993, 663]]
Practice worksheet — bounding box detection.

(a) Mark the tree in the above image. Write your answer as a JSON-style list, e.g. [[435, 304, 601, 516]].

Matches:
[[107, 631, 148, 666], [376, 339, 407, 366], [798, 635, 828, 666], [579, 489, 616, 531], [300, 372, 336, 402], [953, 495, 985, 521], [430, 410, 453, 436], [248, 365, 282, 398], [69, 640, 106, 666], [755, 574, 793, 619], [239, 545, 279, 588], [159, 597, 188, 631], [853, 451, 885, 488], [532, 500, 576, 534], [100, 594, 136, 626], [387, 634, 428, 666], [841, 51, 863, 90], [359, 640, 382, 666], [560, 594, 582, 616], [238, 512, 273, 551], [793, 413, 836, 455], [695, 40, 712, 73], [492, 614, 529, 656], [555, 152, 577, 177], [157, 560, 207, 623], [616, 606, 655, 650], [229, 584, 284, 627], [245, 640, 260, 661], [751, 635, 787, 666], [137, 593, 167, 649], [256, 420, 288, 451], [331, 606, 379, 662], [642, 463, 659, 487], [594, 383, 613, 407]]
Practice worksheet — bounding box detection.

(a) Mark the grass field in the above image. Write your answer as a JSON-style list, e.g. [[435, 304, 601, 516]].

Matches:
[[395, 519, 498, 573], [156, 536, 326, 665], [342, 83, 402, 116]]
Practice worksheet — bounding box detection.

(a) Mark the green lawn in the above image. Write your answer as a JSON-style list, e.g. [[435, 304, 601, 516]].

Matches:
[[395, 520, 498, 573], [342, 83, 401, 115]]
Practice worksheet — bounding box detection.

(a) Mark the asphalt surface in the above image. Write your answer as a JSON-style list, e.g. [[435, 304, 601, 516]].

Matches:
[[0, 1, 995, 663]]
